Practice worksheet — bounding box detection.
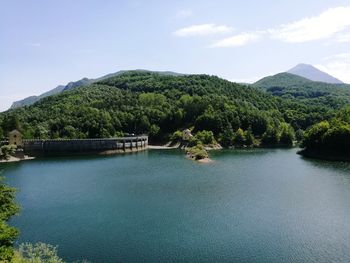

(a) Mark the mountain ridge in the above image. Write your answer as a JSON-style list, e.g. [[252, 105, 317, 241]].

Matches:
[[9, 70, 183, 109], [8, 64, 346, 110]]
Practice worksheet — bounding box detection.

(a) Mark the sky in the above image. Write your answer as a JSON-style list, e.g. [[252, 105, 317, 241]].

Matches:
[[1, 0, 350, 111]]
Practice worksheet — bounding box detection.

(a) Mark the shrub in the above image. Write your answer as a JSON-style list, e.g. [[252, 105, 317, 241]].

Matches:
[[261, 126, 280, 146], [16, 243, 65, 263], [170, 130, 182, 141], [0, 177, 19, 261], [0, 145, 17, 160], [186, 144, 208, 160], [233, 128, 245, 146], [279, 123, 295, 145], [244, 129, 255, 146], [218, 129, 234, 147], [195, 130, 215, 145]]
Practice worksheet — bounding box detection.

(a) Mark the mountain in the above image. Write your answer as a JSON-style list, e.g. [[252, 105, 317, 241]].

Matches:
[[1, 72, 286, 141], [10, 85, 66, 109], [2, 71, 349, 147], [10, 70, 183, 109], [10, 78, 94, 109], [254, 72, 350, 91], [254, 72, 314, 88], [287, 63, 343, 84], [253, 72, 350, 109]]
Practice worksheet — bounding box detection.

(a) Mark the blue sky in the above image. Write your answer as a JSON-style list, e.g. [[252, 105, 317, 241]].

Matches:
[[1, 0, 350, 111]]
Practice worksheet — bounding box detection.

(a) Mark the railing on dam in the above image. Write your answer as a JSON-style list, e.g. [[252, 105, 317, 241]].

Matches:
[[22, 136, 148, 156]]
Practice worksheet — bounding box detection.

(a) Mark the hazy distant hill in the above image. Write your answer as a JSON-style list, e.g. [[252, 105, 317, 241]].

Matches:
[[287, 63, 343, 84], [10, 85, 66, 109], [10, 70, 183, 109]]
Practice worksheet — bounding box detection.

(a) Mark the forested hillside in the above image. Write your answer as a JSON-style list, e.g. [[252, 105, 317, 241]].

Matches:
[[253, 72, 350, 109], [0, 71, 347, 146], [300, 107, 350, 160], [10, 70, 183, 109]]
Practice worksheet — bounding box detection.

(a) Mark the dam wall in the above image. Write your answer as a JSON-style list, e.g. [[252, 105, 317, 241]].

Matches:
[[23, 136, 148, 157]]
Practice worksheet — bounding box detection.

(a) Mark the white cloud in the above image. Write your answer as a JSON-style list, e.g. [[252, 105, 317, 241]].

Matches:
[[270, 6, 350, 43], [316, 53, 350, 83], [334, 32, 350, 43], [174, 24, 233, 37], [209, 6, 350, 48], [210, 32, 264, 47], [175, 9, 193, 19]]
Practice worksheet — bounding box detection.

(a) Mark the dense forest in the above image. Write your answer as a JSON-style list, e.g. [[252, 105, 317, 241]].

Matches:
[[300, 107, 350, 159], [0, 71, 348, 148], [253, 73, 350, 110]]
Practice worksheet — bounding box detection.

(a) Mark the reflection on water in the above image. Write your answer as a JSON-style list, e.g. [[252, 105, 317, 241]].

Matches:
[[301, 156, 350, 175]]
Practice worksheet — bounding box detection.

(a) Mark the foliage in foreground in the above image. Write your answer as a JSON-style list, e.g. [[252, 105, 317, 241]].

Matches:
[[0, 177, 19, 261], [0, 177, 88, 262], [13, 243, 64, 263], [13, 242, 89, 263]]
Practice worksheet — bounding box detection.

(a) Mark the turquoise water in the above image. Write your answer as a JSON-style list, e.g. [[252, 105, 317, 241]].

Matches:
[[2, 148, 350, 262]]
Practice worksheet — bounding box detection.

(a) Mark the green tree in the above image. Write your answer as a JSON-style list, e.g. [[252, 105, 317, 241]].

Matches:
[[279, 122, 295, 145], [261, 126, 280, 146], [0, 177, 20, 261], [149, 124, 160, 137], [218, 128, 234, 147], [2, 114, 21, 134], [137, 115, 151, 134], [195, 130, 215, 145], [322, 121, 350, 152], [233, 128, 245, 146], [16, 243, 64, 263], [301, 118, 350, 156], [244, 129, 255, 146], [302, 121, 330, 149], [295, 129, 304, 141], [194, 106, 222, 135], [0, 145, 17, 160]]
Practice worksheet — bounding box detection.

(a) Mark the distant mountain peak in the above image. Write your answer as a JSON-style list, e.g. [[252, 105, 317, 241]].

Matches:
[[287, 63, 343, 84]]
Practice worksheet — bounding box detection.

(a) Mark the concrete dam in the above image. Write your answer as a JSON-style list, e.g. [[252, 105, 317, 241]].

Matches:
[[22, 136, 148, 157]]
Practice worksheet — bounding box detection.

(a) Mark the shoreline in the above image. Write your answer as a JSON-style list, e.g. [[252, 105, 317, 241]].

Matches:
[[3, 147, 345, 164], [148, 144, 179, 150], [0, 156, 35, 163], [197, 157, 213, 163], [298, 149, 350, 162]]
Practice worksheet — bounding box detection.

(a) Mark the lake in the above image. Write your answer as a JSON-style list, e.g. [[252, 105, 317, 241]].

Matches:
[[2, 148, 350, 263]]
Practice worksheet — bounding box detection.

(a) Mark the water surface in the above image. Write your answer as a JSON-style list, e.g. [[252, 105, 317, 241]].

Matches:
[[2, 149, 350, 262]]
